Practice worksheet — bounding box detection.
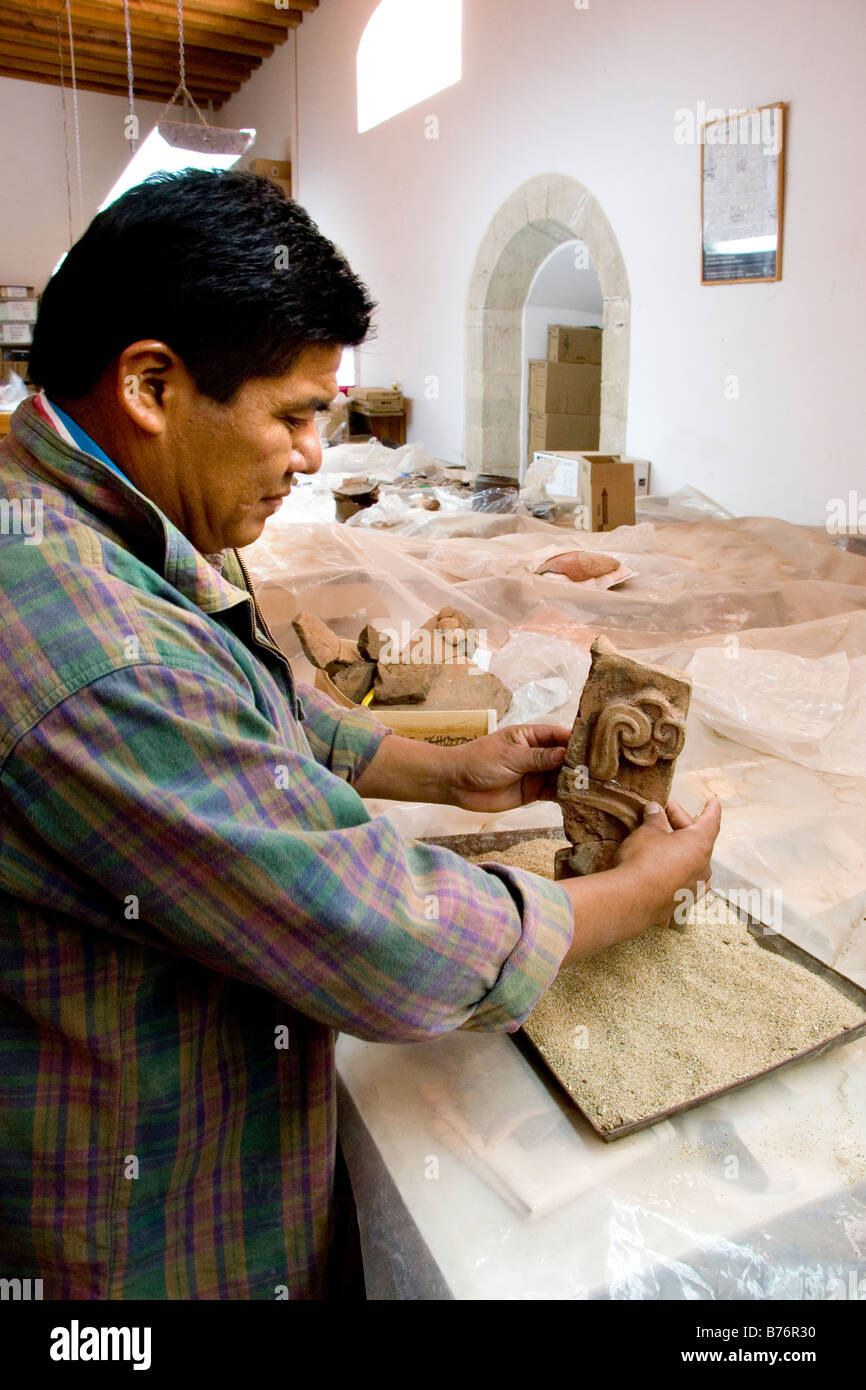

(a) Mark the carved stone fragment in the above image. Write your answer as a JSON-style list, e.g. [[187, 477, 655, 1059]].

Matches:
[[555, 636, 691, 878]]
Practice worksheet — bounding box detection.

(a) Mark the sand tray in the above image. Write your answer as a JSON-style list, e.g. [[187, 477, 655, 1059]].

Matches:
[[423, 829, 866, 1141]]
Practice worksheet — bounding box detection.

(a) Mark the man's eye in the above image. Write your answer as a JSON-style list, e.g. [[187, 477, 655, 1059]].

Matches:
[[283, 412, 327, 429]]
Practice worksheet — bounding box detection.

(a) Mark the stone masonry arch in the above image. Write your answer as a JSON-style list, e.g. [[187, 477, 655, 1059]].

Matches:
[[464, 173, 630, 477]]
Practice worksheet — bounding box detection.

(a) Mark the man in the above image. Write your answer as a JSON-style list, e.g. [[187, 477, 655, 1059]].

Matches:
[[0, 170, 719, 1299]]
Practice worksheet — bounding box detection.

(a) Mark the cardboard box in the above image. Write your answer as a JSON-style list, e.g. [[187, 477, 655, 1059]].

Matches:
[[528, 411, 599, 455], [349, 387, 403, 411], [578, 451, 650, 498], [0, 300, 37, 323], [547, 324, 603, 365], [532, 450, 635, 531], [0, 323, 32, 345], [0, 286, 33, 300], [348, 400, 404, 417], [528, 359, 601, 415]]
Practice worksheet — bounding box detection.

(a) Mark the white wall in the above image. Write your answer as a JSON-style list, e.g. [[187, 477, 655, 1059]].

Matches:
[[221, 36, 295, 175], [0, 76, 163, 292], [275, 0, 866, 523]]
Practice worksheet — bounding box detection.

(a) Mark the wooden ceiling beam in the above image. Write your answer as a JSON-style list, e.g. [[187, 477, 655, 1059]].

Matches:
[[5, 10, 254, 63], [0, 61, 233, 105], [233, 0, 315, 12], [125, 0, 303, 25], [0, 0, 317, 101], [0, 28, 254, 81], [0, 41, 242, 95], [46, 0, 297, 46], [0, 64, 227, 107], [247, 0, 317, 10], [0, 2, 277, 58]]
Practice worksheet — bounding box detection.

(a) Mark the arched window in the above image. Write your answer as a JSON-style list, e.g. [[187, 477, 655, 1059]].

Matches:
[[357, 0, 462, 134]]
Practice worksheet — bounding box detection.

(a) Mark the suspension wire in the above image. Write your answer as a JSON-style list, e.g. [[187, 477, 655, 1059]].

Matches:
[[177, 0, 185, 90], [158, 0, 207, 127], [56, 10, 74, 248], [65, 1, 85, 236], [123, 0, 138, 150]]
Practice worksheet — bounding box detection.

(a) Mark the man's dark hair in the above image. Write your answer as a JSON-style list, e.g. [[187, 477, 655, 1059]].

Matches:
[[29, 168, 376, 403]]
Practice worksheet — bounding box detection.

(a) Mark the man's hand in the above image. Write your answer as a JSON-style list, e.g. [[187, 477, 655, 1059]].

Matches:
[[559, 796, 722, 964], [613, 798, 720, 926], [353, 725, 569, 808], [445, 724, 570, 812]]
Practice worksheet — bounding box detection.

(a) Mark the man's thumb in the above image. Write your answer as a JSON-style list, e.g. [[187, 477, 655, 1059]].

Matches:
[[697, 795, 723, 835]]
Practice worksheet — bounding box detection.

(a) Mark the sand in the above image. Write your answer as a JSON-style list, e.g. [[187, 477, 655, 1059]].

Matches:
[[469, 838, 866, 1133]]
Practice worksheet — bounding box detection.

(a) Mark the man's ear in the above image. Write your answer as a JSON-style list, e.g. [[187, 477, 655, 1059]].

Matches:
[[114, 341, 183, 436]]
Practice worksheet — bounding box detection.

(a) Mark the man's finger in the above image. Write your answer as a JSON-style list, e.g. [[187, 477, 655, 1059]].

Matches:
[[665, 799, 695, 830], [530, 745, 566, 771], [642, 801, 672, 831], [695, 796, 722, 838], [516, 724, 571, 748]]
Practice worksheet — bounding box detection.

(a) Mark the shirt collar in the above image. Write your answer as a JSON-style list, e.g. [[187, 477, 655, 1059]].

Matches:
[[8, 394, 248, 618], [40, 394, 131, 484]]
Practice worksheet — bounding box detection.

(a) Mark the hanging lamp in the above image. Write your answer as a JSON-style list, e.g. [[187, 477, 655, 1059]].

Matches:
[[99, 0, 255, 211]]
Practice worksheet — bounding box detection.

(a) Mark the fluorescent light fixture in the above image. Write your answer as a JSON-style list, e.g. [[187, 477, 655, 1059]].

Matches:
[[99, 121, 255, 211], [357, 0, 462, 134]]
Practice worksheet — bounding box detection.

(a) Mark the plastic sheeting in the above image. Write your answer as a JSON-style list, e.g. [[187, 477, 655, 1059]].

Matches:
[[243, 499, 866, 1300], [244, 506, 866, 981], [337, 1026, 866, 1300]]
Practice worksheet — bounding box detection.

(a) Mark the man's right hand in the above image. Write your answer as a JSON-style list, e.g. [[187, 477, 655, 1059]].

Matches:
[[558, 796, 722, 965]]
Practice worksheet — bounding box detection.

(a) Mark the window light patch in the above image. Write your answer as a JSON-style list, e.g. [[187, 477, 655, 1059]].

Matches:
[[357, 0, 462, 134]]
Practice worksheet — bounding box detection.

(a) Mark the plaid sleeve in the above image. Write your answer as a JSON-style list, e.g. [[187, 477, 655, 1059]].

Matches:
[[295, 680, 389, 784], [3, 662, 573, 1042]]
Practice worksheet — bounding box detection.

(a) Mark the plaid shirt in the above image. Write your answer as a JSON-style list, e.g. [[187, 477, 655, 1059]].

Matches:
[[0, 397, 572, 1300]]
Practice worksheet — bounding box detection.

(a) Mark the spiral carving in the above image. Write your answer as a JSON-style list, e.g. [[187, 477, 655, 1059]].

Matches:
[[588, 689, 686, 781]]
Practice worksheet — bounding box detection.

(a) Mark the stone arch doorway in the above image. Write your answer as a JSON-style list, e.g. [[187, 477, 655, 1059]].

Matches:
[[464, 173, 630, 478]]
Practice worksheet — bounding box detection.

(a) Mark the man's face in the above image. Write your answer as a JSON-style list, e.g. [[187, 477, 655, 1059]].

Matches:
[[156, 342, 340, 553]]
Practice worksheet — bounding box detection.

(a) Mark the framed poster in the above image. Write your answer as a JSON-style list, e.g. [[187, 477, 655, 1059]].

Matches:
[[701, 102, 786, 284]]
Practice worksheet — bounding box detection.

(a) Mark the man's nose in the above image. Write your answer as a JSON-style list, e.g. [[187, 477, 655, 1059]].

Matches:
[[291, 421, 323, 475]]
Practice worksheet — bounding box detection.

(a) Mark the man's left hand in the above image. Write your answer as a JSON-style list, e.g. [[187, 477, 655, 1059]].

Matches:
[[445, 724, 570, 812]]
